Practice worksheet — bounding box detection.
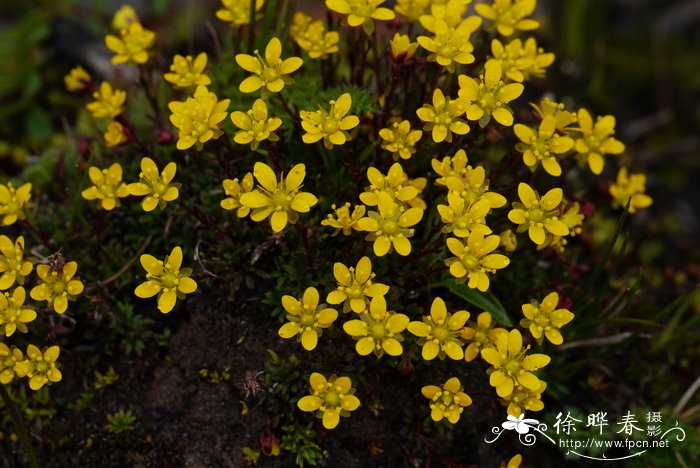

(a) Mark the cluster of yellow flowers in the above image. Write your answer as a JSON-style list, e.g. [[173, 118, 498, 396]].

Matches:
[[0, 226, 85, 391]]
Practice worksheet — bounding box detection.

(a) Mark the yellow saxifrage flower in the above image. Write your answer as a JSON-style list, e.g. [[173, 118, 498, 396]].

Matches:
[[126, 157, 179, 212], [293, 19, 340, 60], [326, 0, 395, 35], [86, 82, 126, 120], [240, 162, 318, 232], [379, 120, 423, 160], [481, 329, 550, 398], [216, 0, 264, 28], [394, 0, 430, 23], [0, 287, 36, 337], [357, 194, 423, 256], [221, 173, 254, 217], [15, 345, 62, 390], [321, 203, 366, 236], [64, 65, 91, 92], [278, 287, 338, 351], [30, 261, 84, 314], [81, 163, 130, 211], [538, 201, 584, 252], [506, 380, 546, 417], [417, 89, 469, 143], [236, 37, 303, 94], [458, 61, 523, 127], [231, 99, 282, 150], [105, 21, 156, 65], [326, 256, 389, 313], [573, 108, 625, 175], [297, 372, 360, 429], [343, 295, 409, 357], [389, 33, 418, 62], [164, 53, 212, 88], [0, 343, 24, 384], [475, 0, 540, 37], [408, 297, 469, 360], [514, 116, 574, 176], [461, 311, 508, 361], [111, 5, 139, 30], [508, 183, 568, 245], [609, 167, 653, 214], [360, 163, 419, 207], [520, 291, 574, 345], [437, 192, 492, 238], [531, 97, 577, 132], [422, 377, 472, 423], [417, 18, 480, 72], [445, 231, 510, 291], [134, 246, 198, 314], [0, 236, 33, 289], [168, 85, 230, 150], [104, 121, 128, 147], [300, 93, 359, 150]]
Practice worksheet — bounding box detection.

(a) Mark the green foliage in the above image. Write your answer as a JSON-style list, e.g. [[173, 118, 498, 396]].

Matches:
[[280, 422, 325, 467], [105, 410, 136, 434]]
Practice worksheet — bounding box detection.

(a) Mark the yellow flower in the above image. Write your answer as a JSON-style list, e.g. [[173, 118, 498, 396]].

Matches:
[[460, 311, 508, 361], [0, 343, 24, 384], [408, 297, 469, 360], [326, 0, 396, 35], [417, 18, 480, 72], [499, 229, 517, 252], [105, 21, 156, 65], [514, 116, 574, 176], [294, 20, 340, 60], [360, 163, 419, 206], [134, 246, 198, 314], [394, 0, 430, 22], [216, 0, 264, 27], [236, 37, 303, 94], [419, 2, 476, 30], [437, 192, 492, 238], [297, 372, 361, 429], [164, 53, 212, 88], [221, 173, 255, 217], [321, 203, 366, 236], [573, 108, 625, 174], [0, 287, 36, 337], [0, 181, 31, 226], [239, 162, 318, 232], [508, 183, 569, 245], [490, 38, 554, 82], [278, 287, 338, 351], [506, 381, 546, 417], [104, 121, 128, 147], [343, 296, 409, 357], [111, 5, 139, 30], [30, 261, 84, 314], [81, 163, 130, 211], [168, 85, 230, 150], [539, 201, 584, 251], [458, 60, 523, 127], [481, 329, 550, 398], [531, 97, 577, 132], [127, 157, 179, 212], [444, 165, 508, 209], [17, 345, 62, 390], [609, 167, 653, 214], [422, 377, 472, 423], [300, 93, 359, 149], [357, 193, 424, 256], [520, 291, 574, 345], [417, 89, 469, 143], [379, 120, 422, 160], [432, 149, 472, 186], [290, 12, 313, 41], [86, 82, 126, 120], [64, 65, 91, 92], [231, 99, 282, 150], [326, 256, 389, 313], [445, 231, 510, 291], [475, 0, 540, 37], [0, 236, 33, 290], [389, 33, 418, 62]]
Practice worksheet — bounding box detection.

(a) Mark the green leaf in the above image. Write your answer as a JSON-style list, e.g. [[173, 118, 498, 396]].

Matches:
[[441, 279, 512, 327]]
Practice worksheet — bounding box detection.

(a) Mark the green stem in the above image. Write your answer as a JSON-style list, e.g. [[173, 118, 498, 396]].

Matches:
[[0, 385, 39, 468], [248, 0, 256, 53]]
